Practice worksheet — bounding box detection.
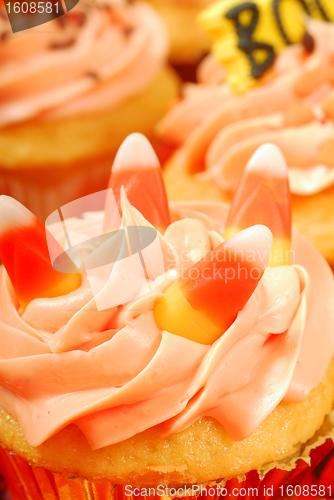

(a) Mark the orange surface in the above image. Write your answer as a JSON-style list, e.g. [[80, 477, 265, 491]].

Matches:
[[294, 67, 327, 98], [107, 167, 171, 231], [0, 215, 80, 308], [317, 138, 334, 166]]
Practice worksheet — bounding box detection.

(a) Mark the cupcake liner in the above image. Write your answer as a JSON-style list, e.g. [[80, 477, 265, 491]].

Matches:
[[0, 158, 112, 223], [1, 432, 334, 500], [0, 447, 117, 500]]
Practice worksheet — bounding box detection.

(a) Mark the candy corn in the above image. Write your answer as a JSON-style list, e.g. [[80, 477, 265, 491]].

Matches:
[[105, 134, 171, 233], [198, 0, 305, 94], [154, 226, 272, 344], [224, 144, 291, 266], [0, 196, 81, 310]]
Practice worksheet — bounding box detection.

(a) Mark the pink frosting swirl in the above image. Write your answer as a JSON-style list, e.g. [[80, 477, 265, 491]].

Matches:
[[0, 0, 168, 126], [157, 21, 334, 195], [0, 199, 333, 450]]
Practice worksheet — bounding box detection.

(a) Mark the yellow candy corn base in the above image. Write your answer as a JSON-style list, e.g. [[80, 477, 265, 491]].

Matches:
[[1, 356, 334, 497], [0, 67, 179, 222], [146, 0, 212, 65], [163, 155, 334, 268], [154, 281, 222, 344]]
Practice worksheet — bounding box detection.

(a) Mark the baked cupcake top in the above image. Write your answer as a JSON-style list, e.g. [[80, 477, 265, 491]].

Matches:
[[0, 0, 168, 126], [157, 20, 334, 196], [0, 134, 333, 450]]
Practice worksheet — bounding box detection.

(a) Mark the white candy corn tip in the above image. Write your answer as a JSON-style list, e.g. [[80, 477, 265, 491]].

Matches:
[[246, 144, 288, 178], [225, 225, 273, 271], [0, 196, 34, 233], [112, 133, 160, 173]]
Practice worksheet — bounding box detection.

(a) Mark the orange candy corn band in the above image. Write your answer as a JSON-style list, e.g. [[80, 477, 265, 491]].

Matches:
[[107, 167, 170, 231], [224, 174, 291, 240], [1, 443, 334, 500], [0, 197, 80, 310]]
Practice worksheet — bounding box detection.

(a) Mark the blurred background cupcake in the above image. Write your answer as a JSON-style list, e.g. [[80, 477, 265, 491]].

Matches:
[[0, 136, 334, 498], [157, 14, 334, 267], [145, 0, 212, 80], [0, 0, 179, 221]]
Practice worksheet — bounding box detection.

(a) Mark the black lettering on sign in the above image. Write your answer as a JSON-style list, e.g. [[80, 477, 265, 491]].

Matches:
[[225, 2, 276, 79], [314, 0, 330, 21], [272, 0, 313, 46], [272, 0, 293, 45], [295, 0, 311, 15]]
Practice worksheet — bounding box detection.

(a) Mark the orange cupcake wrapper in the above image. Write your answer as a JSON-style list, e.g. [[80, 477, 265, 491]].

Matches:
[[1, 440, 334, 500]]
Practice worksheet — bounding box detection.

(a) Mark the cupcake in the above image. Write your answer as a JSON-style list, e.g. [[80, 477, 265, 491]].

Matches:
[[0, 0, 179, 222], [157, 19, 334, 267], [0, 134, 334, 500]]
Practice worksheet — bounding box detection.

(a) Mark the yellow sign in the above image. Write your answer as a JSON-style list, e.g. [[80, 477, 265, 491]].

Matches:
[[199, 0, 334, 93]]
